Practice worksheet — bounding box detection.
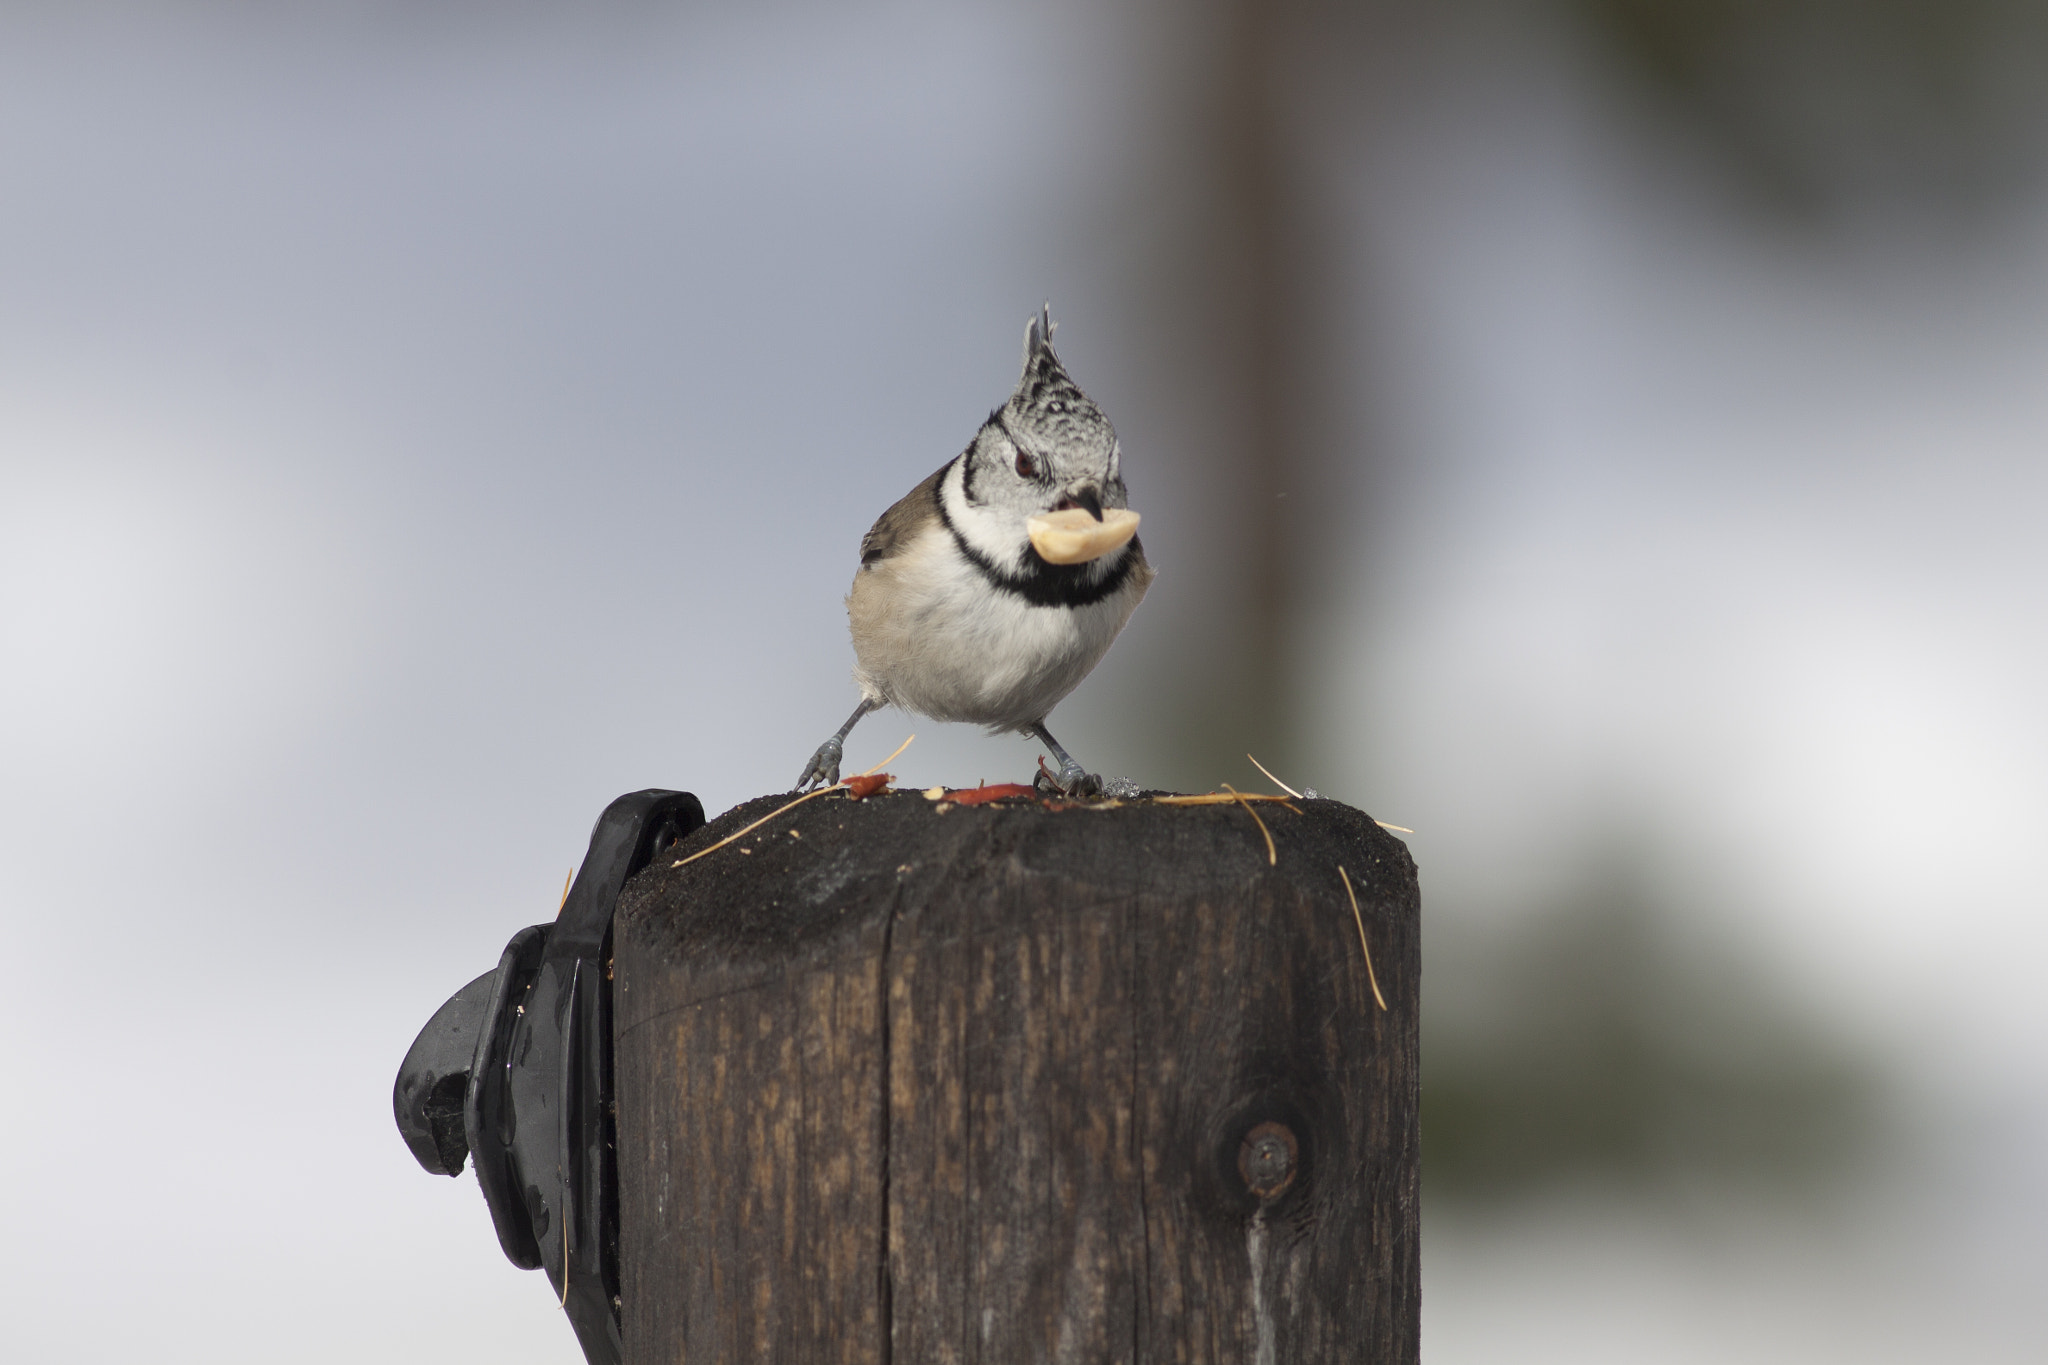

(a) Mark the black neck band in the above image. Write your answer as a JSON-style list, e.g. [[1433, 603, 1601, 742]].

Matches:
[[933, 471, 1139, 609]]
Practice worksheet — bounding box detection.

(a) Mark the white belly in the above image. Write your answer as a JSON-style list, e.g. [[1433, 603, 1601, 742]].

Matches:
[[846, 527, 1145, 731]]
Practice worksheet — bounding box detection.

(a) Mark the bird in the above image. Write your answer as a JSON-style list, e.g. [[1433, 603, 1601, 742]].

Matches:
[[796, 306, 1153, 798]]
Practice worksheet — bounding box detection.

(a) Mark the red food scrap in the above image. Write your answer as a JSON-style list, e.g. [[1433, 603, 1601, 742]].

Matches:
[[841, 773, 893, 799], [945, 782, 1039, 806]]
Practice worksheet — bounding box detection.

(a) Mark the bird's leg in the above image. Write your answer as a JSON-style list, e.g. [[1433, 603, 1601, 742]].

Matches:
[[1027, 720, 1101, 799], [797, 699, 877, 791]]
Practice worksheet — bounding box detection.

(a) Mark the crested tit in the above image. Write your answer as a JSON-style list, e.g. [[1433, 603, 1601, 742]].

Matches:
[[796, 307, 1152, 797]]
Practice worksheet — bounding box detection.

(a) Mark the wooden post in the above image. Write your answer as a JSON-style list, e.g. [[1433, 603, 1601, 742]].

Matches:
[[613, 790, 1418, 1363]]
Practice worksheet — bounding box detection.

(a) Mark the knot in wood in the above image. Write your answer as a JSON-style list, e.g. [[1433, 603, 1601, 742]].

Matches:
[[1238, 1120, 1299, 1200]]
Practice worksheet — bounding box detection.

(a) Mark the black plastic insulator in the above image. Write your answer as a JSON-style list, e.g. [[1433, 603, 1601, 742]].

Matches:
[[393, 787, 706, 1365]]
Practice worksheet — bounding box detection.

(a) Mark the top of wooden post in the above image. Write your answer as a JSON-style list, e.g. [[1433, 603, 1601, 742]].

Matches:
[[613, 787, 1419, 1365], [619, 787, 1414, 969]]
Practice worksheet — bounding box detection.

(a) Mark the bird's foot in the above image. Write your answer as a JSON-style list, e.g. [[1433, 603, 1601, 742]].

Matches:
[[1035, 755, 1103, 801], [796, 737, 844, 792]]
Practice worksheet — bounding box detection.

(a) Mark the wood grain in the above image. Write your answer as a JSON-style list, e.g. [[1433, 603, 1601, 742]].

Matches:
[[615, 791, 1418, 1364]]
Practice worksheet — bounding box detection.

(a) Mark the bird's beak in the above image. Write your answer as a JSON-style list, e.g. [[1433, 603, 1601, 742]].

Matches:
[[1069, 485, 1104, 522]]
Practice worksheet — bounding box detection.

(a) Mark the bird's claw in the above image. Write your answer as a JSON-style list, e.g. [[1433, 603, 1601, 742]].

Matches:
[[797, 737, 844, 792], [1034, 756, 1103, 801]]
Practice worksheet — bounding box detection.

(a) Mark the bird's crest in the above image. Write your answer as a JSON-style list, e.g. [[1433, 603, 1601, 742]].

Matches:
[[1013, 304, 1089, 415]]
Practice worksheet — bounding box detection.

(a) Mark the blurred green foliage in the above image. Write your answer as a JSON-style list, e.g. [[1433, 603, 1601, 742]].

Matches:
[[1423, 845, 1879, 1200], [1571, 0, 2048, 214]]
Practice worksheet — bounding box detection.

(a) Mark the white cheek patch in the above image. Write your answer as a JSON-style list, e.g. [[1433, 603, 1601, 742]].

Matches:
[[942, 458, 1028, 575], [1026, 508, 1140, 565]]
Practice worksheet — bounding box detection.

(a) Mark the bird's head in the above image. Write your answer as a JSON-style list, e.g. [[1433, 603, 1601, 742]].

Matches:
[[961, 307, 1137, 565]]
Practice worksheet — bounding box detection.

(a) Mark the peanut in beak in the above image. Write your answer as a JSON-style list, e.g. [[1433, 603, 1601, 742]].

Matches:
[[1026, 507, 1140, 565]]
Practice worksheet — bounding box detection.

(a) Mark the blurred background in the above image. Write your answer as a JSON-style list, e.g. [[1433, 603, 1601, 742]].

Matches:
[[3, 1, 2045, 1359]]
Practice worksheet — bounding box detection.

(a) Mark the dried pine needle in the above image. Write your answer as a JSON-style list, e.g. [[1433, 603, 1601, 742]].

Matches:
[[671, 786, 843, 868], [1151, 791, 1297, 806], [1219, 783, 1277, 866], [558, 868, 574, 911], [859, 733, 915, 776], [1242, 752, 1411, 833], [1246, 753, 1304, 800], [673, 735, 916, 869], [1338, 865, 1388, 1011]]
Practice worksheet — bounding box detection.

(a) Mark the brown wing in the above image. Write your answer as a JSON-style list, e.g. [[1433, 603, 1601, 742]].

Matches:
[[858, 461, 949, 566]]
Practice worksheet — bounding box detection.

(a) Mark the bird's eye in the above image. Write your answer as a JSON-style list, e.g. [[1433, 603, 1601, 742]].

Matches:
[[1015, 450, 1038, 479]]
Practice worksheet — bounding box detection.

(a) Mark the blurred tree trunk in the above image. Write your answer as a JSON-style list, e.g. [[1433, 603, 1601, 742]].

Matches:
[[1108, 0, 1397, 794], [1114, 0, 1351, 789], [1209, 0, 1300, 779]]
